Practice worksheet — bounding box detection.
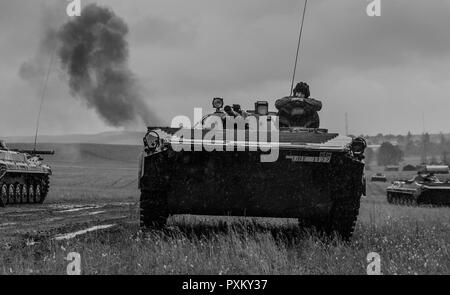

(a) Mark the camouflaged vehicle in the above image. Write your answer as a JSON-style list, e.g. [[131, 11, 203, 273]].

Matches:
[[387, 165, 450, 206], [0, 140, 53, 207], [138, 98, 367, 239], [371, 173, 387, 182]]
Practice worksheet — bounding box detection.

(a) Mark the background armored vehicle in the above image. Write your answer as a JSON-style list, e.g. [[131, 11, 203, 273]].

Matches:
[[387, 166, 450, 206], [0, 140, 53, 207], [371, 173, 387, 182], [138, 99, 367, 240]]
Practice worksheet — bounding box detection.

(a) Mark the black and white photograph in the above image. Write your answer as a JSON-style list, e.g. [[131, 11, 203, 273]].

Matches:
[[0, 0, 449, 279]]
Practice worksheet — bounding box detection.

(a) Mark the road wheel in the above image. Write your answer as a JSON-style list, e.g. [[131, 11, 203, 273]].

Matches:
[[391, 194, 399, 205], [387, 193, 393, 204], [8, 184, 15, 204], [401, 195, 410, 206], [35, 184, 42, 204], [404, 197, 410, 206], [28, 185, 35, 203], [0, 183, 7, 207], [407, 197, 416, 207], [37, 177, 49, 204], [140, 189, 169, 229], [21, 185, 28, 204], [16, 184, 23, 204]]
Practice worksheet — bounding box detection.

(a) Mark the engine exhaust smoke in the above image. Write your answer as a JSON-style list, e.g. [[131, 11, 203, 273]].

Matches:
[[58, 4, 151, 127]]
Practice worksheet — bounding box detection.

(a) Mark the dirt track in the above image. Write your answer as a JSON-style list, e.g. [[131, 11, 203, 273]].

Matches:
[[0, 202, 137, 244]]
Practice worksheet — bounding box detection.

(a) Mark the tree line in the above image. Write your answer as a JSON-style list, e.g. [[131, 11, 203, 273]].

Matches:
[[364, 132, 450, 166]]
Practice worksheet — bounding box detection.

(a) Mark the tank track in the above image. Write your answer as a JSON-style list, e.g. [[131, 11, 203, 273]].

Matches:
[[325, 191, 361, 240], [38, 174, 50, 204], [140, 186, 362, 239], [387, 192, 416, 206], [0, 174, 50, 207], [140, 189, 169, 229], [139, 186, 361, 238], [299, 190, 361, 241]]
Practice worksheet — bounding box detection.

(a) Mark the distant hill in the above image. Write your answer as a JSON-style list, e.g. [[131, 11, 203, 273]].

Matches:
[[4, 131, 146, 146]]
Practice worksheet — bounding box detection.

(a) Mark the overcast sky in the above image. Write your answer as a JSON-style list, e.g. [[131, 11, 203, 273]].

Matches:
[[1, 0, 450, 137]]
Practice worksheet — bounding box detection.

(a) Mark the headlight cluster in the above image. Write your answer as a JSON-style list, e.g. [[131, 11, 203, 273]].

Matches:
[[350, 137, 367, 158], [144, 131, 161, 151], [255, 101, 269, 116], [213, 97, 224, 110]]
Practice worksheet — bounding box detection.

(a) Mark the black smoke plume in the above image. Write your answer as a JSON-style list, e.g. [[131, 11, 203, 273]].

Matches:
[[58, 4, 151, 127]]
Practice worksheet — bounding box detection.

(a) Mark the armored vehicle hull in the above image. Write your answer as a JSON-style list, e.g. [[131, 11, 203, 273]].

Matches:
[[387, 166, 450, 206], [387, 180, 450, 206], [371, 173, 387, 182], [139, 124, 366, 240], [0, 147, 53, 207]]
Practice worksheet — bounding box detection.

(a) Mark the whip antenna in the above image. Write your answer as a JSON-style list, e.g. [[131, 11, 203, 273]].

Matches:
[[33, 48, 56, 153], [290, 0, 308, 96]]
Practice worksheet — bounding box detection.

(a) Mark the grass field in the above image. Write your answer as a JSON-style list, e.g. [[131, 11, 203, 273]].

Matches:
[[0, 145, 449, 275]]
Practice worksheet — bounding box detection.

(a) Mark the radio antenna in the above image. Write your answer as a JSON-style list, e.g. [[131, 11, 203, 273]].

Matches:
[[290, 0, 308, 96], [345, 112, 349, 136], [33, 47, 56, 153]]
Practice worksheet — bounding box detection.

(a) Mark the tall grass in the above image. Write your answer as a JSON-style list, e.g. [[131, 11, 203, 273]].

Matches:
[[1, 203, 449, 275], [1, 165, 449, 275]]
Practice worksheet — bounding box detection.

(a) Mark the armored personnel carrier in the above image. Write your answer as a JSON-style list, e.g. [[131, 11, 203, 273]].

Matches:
[[371, 173, 387, 182], [387, 166, 450, 206], [138, 98, 367, 240], [0, 140, 53, 207]]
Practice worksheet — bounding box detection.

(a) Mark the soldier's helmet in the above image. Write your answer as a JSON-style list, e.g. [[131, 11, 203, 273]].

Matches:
[[294, 82, 310, 98]]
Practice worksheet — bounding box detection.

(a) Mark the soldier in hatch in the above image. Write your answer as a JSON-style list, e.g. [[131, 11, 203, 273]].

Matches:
[[275, 82, 322, 128]]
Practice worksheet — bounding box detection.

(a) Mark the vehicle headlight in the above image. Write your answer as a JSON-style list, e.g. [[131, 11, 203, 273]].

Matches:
[[351, 137, 367, 156], [255, 101, 269, 116], [213, 97, 224, 110], [144, 131, 160, 150]]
